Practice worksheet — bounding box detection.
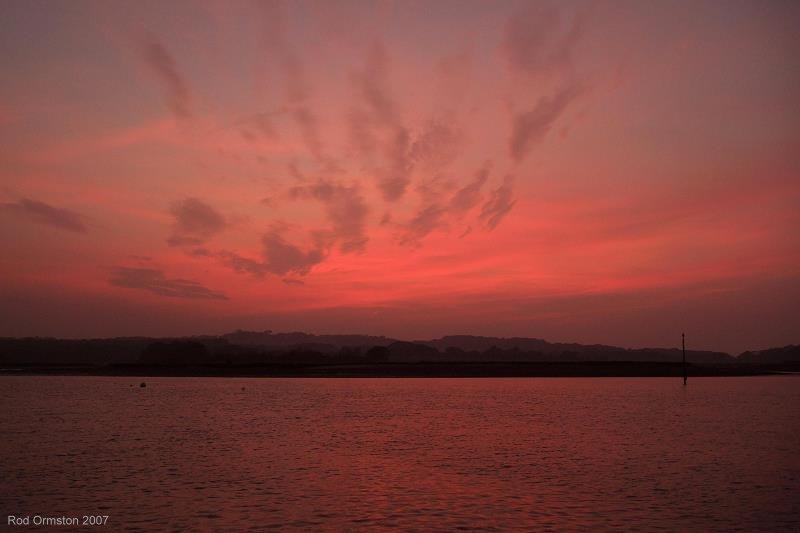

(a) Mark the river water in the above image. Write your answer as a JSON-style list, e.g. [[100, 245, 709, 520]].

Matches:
[[1, 376, 798, 531]]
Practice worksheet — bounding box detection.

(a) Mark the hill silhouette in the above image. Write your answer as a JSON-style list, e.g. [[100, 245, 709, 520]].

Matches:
[[0, 331, 796, 376], [736, 345, 800, 365]]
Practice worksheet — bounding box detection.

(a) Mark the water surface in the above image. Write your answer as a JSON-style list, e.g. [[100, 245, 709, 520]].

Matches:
[[1, 377, 798, 530]]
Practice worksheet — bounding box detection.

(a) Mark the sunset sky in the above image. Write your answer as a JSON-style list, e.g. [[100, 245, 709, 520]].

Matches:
[[1, 0, 798, 353]]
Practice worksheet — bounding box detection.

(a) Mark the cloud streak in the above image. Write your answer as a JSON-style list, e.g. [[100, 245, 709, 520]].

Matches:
[[394, 164, 514, 244], [258, 1, 325, 161], [399, 204, 447, 245], [109, 267, 227, 300], [351, 41, 417, 201], [217, 250, 269, 277], [479, 176, 516, 230], [504, 5, 584, 79], [450, 165, 490, 212], [510, 84, 582, 163], [410, 117, 462, 172], [1, 198, 88, 233], [141, 34, 192, 120]]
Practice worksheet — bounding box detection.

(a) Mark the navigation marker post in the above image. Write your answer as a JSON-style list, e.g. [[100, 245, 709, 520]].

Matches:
[[682, 333, 687, 385]]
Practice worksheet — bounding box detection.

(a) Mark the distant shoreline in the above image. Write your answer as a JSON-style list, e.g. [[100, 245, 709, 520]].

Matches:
[[2, 361, 796, 378]]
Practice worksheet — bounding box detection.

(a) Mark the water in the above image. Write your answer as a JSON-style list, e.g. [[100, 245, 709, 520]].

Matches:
[[1, 377, 798, 531]]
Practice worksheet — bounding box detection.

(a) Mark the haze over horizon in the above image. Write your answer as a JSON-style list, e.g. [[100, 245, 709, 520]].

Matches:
[[1, 0, 798, 355]]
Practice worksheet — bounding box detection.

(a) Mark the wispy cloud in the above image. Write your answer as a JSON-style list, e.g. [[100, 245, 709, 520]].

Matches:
[[479, 176, 516, 230], [410, 116, 462, 172], [399, 204, 447, 245], [503, 6, 584, 79], [109, 267, 227, 300], [238, 111, 280, 142], [503, 6, 586, 165], [450, 165, 490, 212], [394, 164, 513, 244], [141, 34, 192, 120], [357, 41, 400, 126], [290, 106, 323, 160], [1, 198, 88, 233], [350, 41, 416, 201], [510, 84, 582, 163], [379, 127, 414, 202], [289, 180, 369, 253], [258, 1, 326, 162]]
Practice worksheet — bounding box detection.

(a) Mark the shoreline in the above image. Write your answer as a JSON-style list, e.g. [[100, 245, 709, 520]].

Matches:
[[2, 361, 796, 378]]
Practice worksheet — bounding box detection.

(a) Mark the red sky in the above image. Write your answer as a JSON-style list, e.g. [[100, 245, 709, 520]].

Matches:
[[1, 0, 798, 354]]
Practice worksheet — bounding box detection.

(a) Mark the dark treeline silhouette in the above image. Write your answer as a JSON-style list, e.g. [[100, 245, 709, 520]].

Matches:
[[0, 331, 798, 377]]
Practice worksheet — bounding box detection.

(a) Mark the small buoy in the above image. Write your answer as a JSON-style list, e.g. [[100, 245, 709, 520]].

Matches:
[[140, 382, 146, 388]]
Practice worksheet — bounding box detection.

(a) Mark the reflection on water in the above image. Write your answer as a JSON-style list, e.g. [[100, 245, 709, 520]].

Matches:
[[1, 377, 798, 531]]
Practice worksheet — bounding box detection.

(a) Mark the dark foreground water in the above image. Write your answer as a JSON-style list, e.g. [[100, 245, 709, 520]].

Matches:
[[1, 377, 798, 531]]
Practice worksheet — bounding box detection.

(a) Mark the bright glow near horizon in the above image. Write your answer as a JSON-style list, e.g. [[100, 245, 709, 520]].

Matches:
[[0, 0, 798, 353]]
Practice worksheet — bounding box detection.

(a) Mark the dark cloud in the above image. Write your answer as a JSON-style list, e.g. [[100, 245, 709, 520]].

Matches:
[[262, 231, 325, 276], [109, 267, 227, 300], [450, 165, 490, 212], [510, 84, 582, 163], [215, 237, 323, 278], [166, 235, 204, 247], [167, 198, 226, 246], [211, 225, 329, 279], [289, 180, 369, 253], [504, 6, 584, 78], [141, 34, 192, 120], [1, 198, 88, 233], [171, 198, 226, 235], [399, 204, 447, 245], [217, 250, 269, 277], [188, 247, 213, 257], [479, 176, 516, 230], [282, 278, 305, 286]]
